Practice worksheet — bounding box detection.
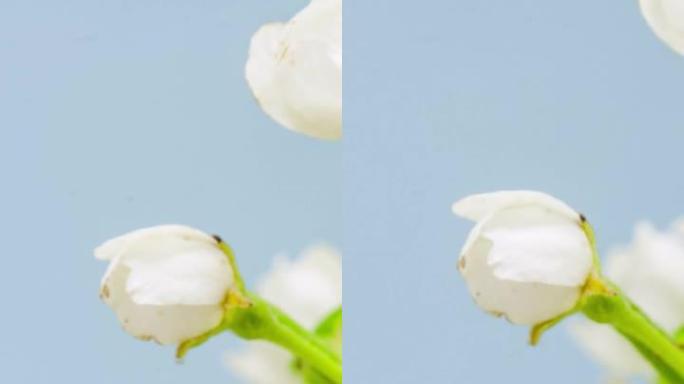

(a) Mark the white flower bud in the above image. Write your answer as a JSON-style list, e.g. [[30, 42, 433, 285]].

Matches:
[[96, 225, 234, 345], [453, 191, 594, 325], [226, 245, 341, 384], [640, 0, 684, 55], [572, 219, 684, 380], [246, 0, 342, 140]]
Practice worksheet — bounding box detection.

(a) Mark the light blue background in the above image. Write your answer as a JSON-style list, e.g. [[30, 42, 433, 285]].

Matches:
[[346, 0, 684, 383], [0, 1, 340, 383], [4, 1, 684, 384]]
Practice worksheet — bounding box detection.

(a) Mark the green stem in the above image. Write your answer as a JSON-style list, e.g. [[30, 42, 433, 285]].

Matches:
[[267, 302, 342, 382], [619, 330, 680, 384], [192, 241, 341, 381], [583, 279, 684, 382], [228, 292, 342, 384]]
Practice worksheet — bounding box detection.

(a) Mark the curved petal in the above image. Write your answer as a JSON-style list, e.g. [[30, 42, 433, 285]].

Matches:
[[94, 225, 215, 260], [457, 215, 489, 274], [101, 259, 224, 345], [245, 0, 342, 140], [95, 235, 128, 261], [460, 235, 581, 325], [640, 0, 684, 55], [96, 225, 232, 306], [452, 190, 579, 222], [245, 22, 287, 110], [124, 243, 232, 306], [480, 205, 593, 286]]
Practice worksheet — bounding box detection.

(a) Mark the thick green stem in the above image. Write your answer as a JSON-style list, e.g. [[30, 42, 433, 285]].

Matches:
[[266, 303, 342, 383], [228, 292, 342, 384], [619, 330, 680, 384], [583, 280, 684, 382]]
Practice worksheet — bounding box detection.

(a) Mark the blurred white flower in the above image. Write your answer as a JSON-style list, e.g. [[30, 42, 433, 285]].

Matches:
[[453, 191, 593, 325], [571, 219, 684, 381], [226, 245, 342, 384], [96, 225, 234, 345], [571, 322, 650, 382], [246, 0, 342, 140], [639, 0, 684, 55]]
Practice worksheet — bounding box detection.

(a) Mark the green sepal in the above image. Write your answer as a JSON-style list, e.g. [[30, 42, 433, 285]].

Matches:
[[315, 307, 342, 348], [529, 311, 571, 346], [673, 325, 684, 348], [175, 288, 253, 359], [529, 271, 611, 345], [214, 237, 246, 293]]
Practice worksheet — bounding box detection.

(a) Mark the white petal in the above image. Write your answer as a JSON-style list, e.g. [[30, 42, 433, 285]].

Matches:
[[124, 243, 231, 306], [459, 218, 487, 266], [100, 258, 224, 345], [452, 190, 580, 222], [640, 0, 684, 55], [95, 234, 128, 261], [481, 205, 593, 286], [96, 225, 234, 345], [245, 0, 342, 140], [95, 225, 215, 260], [460, 235, 581, 325], [97, 225, 231, 306]]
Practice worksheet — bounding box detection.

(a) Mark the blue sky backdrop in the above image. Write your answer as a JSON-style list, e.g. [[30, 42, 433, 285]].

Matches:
[[3, 0, 684, 383]]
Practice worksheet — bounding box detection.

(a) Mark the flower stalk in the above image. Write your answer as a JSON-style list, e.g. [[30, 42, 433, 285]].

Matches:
[[582, 278, 684, 383], [213, 237, 342, 383], [579, 221, 684, 382], [574, 220, 684, 382], [225, 292, 343, 384]]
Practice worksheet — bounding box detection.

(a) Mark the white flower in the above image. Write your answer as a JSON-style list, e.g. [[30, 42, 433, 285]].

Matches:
[[452, 191, 594, 325], [246, 0, 342, 140], [639, 0, 684, 55], [226, 245, 342, 384], [571, 219, 684, 381], [96, 225, 234, 345]]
